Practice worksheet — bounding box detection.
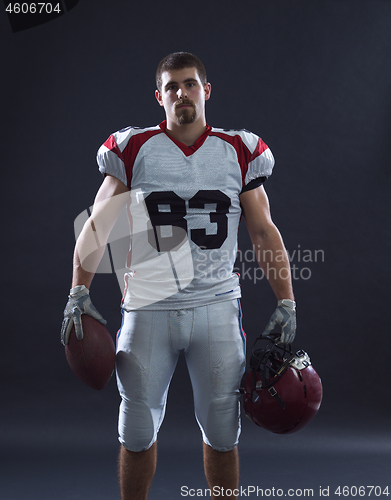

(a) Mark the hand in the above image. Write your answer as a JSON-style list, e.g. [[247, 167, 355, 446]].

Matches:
[[261, 299, 296, 345], [61, 285, 107, 345]]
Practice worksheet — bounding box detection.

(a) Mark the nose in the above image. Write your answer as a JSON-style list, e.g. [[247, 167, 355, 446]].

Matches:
[[177, 87, 188, 99]]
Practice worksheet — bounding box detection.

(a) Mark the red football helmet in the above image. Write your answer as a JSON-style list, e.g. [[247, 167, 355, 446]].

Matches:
[[242, 335, 323, 434]]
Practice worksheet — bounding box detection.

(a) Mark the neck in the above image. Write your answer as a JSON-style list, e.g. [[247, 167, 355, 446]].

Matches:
[[165, 117, 207, 146]]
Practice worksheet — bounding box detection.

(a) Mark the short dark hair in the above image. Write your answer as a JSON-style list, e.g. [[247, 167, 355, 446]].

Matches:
[[156, 52, 207, 92]]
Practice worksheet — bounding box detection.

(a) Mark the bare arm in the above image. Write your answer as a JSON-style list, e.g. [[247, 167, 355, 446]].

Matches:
[[240, 185, 294, 302], [72, 174, 130, 289], [61, 175, 129, 344]]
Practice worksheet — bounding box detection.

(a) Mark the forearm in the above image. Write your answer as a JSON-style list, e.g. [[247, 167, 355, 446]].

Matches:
[[72, 248, 95, 289], [63, 227, 108, 345], [71, 217, 108, 289], [251, 224, 294, 302]]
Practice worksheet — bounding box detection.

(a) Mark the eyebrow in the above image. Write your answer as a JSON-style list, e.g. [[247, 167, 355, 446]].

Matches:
[[164, 77, 198, 90]]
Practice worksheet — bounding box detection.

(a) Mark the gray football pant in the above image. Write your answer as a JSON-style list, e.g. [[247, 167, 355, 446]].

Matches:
[[116, 299, 246, 452]]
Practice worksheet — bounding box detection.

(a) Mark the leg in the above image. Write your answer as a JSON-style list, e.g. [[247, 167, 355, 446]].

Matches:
[[116, 310, 178, 497], [119, 442, 157, 500], [203, 443, 239, 499], [185, 300, 245, 495]]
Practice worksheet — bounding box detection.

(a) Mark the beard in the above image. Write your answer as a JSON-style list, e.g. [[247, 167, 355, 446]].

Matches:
[[175, 101, 196, 124]]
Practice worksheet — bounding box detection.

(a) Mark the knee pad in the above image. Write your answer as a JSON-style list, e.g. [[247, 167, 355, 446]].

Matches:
[[198, 395, 241, 452], [118, 399, 163, 452]]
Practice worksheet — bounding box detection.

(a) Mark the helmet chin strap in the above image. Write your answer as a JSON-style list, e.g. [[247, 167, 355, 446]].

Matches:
[[268, 386, 285, 409], [245, 336, 305, 410]]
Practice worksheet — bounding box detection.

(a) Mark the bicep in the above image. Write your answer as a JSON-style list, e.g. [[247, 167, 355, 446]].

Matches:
[[94, 174, 129, 205], [90, 175, 130, 233], [240, 185, 274, 240]]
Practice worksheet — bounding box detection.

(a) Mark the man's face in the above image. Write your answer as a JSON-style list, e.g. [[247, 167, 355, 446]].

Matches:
[[155, 67, 211, 125]]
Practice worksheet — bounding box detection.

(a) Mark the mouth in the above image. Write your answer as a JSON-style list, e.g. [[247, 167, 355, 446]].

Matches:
[[176, 101, 194, 109]]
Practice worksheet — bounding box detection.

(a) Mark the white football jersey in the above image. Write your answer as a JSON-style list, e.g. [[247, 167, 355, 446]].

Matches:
[[96, 121, 274, 310]]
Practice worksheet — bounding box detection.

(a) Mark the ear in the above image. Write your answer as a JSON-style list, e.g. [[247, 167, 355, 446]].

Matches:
[[204, 82, 212, 101], [155, 89, 164, 106]]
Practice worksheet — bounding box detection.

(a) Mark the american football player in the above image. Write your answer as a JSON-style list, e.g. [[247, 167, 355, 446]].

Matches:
[[62, 52, 296, 500]]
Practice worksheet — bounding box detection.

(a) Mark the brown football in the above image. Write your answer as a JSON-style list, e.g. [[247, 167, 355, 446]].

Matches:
[[65, 314, 115, 390]]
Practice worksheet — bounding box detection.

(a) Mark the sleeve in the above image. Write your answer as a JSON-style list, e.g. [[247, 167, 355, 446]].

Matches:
[[241, 176, 267, 193], [240, 130, 275, 193], [96, 131, 129, 187]]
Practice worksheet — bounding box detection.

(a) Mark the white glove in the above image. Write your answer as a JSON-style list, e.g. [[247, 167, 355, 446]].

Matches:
[[61, 285, 106, 345], [261, 299, 296, 345]]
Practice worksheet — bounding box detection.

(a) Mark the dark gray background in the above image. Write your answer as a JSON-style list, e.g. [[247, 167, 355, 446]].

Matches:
[[1, 1, 390, 499]]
